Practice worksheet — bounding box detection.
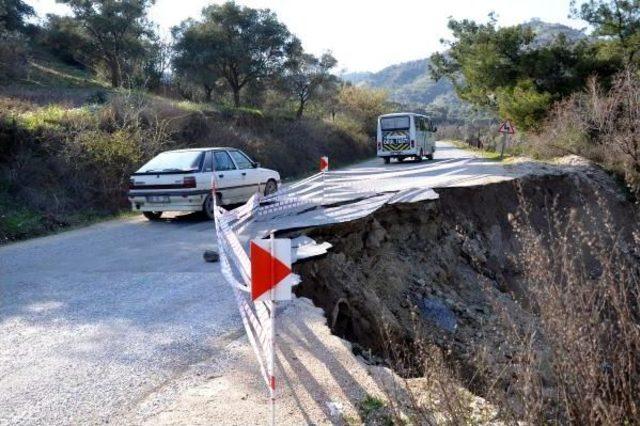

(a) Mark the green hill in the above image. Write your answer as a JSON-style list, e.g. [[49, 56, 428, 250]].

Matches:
[[342, 20, 587, 122]]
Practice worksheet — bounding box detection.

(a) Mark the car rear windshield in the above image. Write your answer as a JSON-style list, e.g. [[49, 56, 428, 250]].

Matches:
[[380, 116, 410, 130], [136, 151, 204, 173]]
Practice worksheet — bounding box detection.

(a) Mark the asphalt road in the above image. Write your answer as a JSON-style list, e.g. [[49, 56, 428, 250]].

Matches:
[[0, 141, 485, 425]]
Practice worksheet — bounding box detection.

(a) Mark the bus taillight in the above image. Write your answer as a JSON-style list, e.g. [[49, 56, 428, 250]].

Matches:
[[410, 140, 415, 148]]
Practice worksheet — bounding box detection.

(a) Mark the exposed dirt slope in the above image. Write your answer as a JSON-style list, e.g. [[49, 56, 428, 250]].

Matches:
[[292, 163, 638, 401]]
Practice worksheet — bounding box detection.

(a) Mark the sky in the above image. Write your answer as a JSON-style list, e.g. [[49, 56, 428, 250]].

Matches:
[[26, 0, 587, 73]]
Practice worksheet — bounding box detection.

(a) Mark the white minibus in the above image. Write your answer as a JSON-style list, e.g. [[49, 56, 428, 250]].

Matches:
[[376, 113, 437, 163]]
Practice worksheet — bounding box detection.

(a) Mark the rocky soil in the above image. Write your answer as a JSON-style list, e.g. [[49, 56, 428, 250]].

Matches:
[[291, 160, 639, 409]]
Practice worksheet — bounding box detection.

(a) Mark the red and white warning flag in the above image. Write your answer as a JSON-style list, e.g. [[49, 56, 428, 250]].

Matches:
[[320, 156, 329, 172], [250, 238, 294, 302]]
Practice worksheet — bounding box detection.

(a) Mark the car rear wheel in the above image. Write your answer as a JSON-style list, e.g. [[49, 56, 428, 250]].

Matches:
[[143, 211, 163, 221], [264, 179, 278, 196], [203, 193, 220, 220]]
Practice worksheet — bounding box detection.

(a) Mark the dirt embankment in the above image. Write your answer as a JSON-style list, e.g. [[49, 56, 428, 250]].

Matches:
[[292, 166, 638, 401]]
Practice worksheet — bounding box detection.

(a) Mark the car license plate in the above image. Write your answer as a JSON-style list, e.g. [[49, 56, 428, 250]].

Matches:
[[147, 195, 170, 203]]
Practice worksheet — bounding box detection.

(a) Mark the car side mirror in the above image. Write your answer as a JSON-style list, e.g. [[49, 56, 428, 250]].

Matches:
[[253, 162, 260, 168]]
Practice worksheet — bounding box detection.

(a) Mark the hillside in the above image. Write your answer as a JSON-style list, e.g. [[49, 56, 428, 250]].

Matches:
[[342, 58, 453, 108], [0, 54, 375, 242], [342, 19, 587, 120]]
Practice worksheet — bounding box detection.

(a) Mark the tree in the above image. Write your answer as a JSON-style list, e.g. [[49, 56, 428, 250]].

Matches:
[[56, 0, 157, 88], [429, 14, 537, 108], [172, 1, 300, 107], [337, 85, 389, 134], [171, 19, 222, 102], [0, 0, 34, 32], [41, 15, 93, 68], [429, 15, 621, 130], [0, 0, 32, 82], [283, 52, 338, 118], [572, 0, 640, 64]]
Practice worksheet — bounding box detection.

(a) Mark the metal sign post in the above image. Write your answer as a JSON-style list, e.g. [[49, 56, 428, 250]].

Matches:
[[269, 232, 276, 426], [500, 132, 508, 160], [247, 235, 296, 426], [498, 120, 515, 160]]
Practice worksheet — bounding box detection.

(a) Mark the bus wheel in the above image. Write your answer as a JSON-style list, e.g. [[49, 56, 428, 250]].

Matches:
[[427, 152, 434, 160], [383, 157, 390, 164]]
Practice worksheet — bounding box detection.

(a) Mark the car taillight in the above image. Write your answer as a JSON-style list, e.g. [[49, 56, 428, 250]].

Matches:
[[410, 140, 415, 148], [183, 176, 196, 188]]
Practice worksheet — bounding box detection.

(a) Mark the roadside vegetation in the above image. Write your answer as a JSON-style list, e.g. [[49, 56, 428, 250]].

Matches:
[[0, 0, 387, 242], [431, 0, 640, 200]]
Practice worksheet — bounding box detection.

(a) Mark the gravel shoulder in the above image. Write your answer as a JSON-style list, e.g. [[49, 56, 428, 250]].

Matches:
[[126, 298, 403, 425]]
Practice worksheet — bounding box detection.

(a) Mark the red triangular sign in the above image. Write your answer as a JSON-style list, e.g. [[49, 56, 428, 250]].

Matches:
[[250, 241, 292, 301], [498, 121, 515, 134]]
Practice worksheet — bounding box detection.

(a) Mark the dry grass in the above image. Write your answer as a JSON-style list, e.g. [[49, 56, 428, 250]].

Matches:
[[0, 90, 374, 242], [529, 68, 640, 200], [491, 191, 640, 424], [375, 187, 640, 425]]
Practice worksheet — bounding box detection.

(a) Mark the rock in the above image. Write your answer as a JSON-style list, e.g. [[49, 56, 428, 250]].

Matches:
[[333, 252, 346, 264], [420, 297, 457, 332], [365, 219, 387, 249], [203, 250, 219, 263], [462, 237, 487, 264]]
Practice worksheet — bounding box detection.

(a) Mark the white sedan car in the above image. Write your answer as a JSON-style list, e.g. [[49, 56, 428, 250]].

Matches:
[[128, 147, 280, 220]]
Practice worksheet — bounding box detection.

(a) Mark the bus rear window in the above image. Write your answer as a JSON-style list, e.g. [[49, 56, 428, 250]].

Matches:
[[380, 116, 410, 130]]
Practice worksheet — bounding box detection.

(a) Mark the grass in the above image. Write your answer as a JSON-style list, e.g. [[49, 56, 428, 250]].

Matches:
[[1, 208, 44, 240], [18, 48, 107, 89], [219, 104, 264, 117], [0, 202, 136, 245], [172, 99, 211, 112], [446, 139, 507, 161], [360, 394, 386, 415], [356, 394, 394, 425], [17, 104, 95, 131]]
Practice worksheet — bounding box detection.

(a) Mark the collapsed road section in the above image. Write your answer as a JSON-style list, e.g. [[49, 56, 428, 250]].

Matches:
[[217, 152, 639, 421], [290, 162, 639, 415]]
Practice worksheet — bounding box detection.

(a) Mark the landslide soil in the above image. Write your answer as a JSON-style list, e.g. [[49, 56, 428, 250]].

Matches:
[[292, 166, 639, 402]]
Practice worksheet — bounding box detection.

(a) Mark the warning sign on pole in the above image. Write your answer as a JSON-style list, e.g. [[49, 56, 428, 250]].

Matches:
[[498, 120, 515, 134], [250, 238, 294, 302], [320, 156, 329, 172]]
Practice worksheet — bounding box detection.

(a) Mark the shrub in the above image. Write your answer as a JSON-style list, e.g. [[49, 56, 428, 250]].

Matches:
[[436, 123, 502, 151], [497, 193, 640, 424], [0, 91, 374, 241], [530, 69, 640, 199], [0, 30, 28, 83], [497, 81, 552, 131]]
